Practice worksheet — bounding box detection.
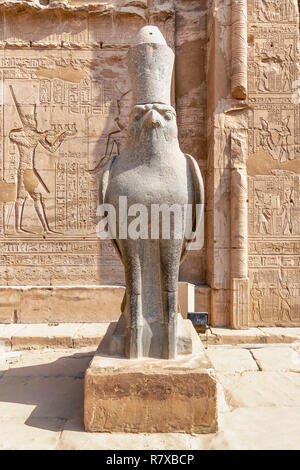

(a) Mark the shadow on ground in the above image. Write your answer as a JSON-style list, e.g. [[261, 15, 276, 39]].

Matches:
[[0, 350, 95, 432]]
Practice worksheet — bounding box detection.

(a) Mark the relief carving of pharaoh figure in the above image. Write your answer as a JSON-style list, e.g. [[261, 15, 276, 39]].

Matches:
[[8, 86, 77, 234], [101, 26, 204, 359]]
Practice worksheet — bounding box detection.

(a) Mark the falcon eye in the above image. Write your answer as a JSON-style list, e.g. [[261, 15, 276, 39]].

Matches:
[[134, 113, 141, 121], [165, 112, 173, 121]]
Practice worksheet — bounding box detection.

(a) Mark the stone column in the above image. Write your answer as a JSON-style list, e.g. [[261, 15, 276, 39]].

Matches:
[[206, 1, 232, 327], [206, 0, 249, 327], [230, 129, 249, 328], [230, 0, 249, 328], [231, 0, 247, 100]]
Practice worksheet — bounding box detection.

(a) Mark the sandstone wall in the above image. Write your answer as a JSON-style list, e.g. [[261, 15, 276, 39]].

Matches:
[[0, 0, 299, 328], [0, 0, 208, 288], [206, 0, 300, 328], [247, 0, 300, 326]]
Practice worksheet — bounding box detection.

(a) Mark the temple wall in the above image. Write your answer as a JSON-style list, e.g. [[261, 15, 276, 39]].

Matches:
[[0, 1, 176, 287], [0, 0, 299, 327], [247, 0, 300, 326]]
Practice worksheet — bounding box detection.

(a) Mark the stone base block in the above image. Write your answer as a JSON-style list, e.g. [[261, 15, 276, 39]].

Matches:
[[84, 347, 218, 433]]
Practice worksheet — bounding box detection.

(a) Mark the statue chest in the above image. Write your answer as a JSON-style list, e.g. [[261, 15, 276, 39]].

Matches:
[[106, 157, 194, 207]]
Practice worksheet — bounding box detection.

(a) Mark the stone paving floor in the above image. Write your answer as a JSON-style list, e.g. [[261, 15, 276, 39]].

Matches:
[[0, 343, 300, 450]]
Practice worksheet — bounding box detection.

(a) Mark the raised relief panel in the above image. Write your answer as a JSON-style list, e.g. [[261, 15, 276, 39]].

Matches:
[[249, 269, 300, 325], [248, 34, 297, 94], [248, 0, 297, 24], [247, 0, 300, 326], [248, 174, 300, 238], [0, 7, 176, 286], [249, 102, 299, 162]]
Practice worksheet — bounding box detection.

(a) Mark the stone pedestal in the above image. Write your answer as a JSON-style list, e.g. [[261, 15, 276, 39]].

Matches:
[[84, 324, 218, 434]]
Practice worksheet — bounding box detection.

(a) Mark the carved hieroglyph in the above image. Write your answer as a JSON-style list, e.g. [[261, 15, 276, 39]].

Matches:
[[0, 1, 176, 286], [2, 0, 299, 329], [247, 0, 300, 325]]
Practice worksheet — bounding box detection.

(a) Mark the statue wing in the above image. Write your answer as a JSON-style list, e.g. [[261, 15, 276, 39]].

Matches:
[[180, 154, 205, 263], [101, 155, 124, 262], [101, 155, 117, 206]]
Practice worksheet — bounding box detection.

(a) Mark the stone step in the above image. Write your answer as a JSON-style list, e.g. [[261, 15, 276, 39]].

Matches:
[[201, 327, 300, 346], [1, 323, 300, 352], [0, 323, 110, 351]]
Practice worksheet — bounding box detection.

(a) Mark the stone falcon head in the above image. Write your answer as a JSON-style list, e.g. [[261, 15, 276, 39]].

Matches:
[[127, 102, 178, 143], [127, 26, 177, 142]]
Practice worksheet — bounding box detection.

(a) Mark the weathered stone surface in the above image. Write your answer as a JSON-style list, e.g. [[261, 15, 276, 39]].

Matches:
[[0, 289, 21, 323], [0, 418, 64, 450], [178, 282, 195, 319], [84, 351, 217, 433], [195, 285, 211, 316], [12, 323, 80, 350], [3, 323, 300, 353], [1, 345, 300, 449], [206, 347, 259, 372], [57, 417, 213, 450], [209, 407, 300, 450], [250, 346, 300, 372], [0, 324, 26, 350], [259, 328, 300, 343], [73, 323, 109, 348], [6, 348, 94, 377], [0, 375, 83, 419], [210, 327, 267, 344], [0, 0, 299, 331], [247, 0, 300, 327], [104, 315, 205, 359], [217, 371, 300, 408], [19, 287, 124, 324], [0, 283, 198, 324], [0, 286, 124, 324], [0, 1, 177, 288]]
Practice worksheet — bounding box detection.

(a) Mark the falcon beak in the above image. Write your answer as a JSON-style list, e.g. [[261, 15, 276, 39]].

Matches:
[[143, 109, 163, 129]]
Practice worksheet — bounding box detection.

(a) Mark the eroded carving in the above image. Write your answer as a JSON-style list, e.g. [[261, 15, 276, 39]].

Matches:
[[0, 7, 176, 286], [247, 0, 300, 326], [9, 85, 76, 234]]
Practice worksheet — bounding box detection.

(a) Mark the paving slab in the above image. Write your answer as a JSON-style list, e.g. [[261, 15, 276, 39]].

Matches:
[[1, 345, 300, 449], [57, 418, 213, 450], [207, 407, 300, 450], [217, 371, 300, 409], [6, 348, 95, 378], [0, 375, 83, 420], [250, 347, 300, 372], [216, 382, 230, 414], [206, 347, 258, 372], [0, 417, 64, 450], [12, 324, 80, 350]]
